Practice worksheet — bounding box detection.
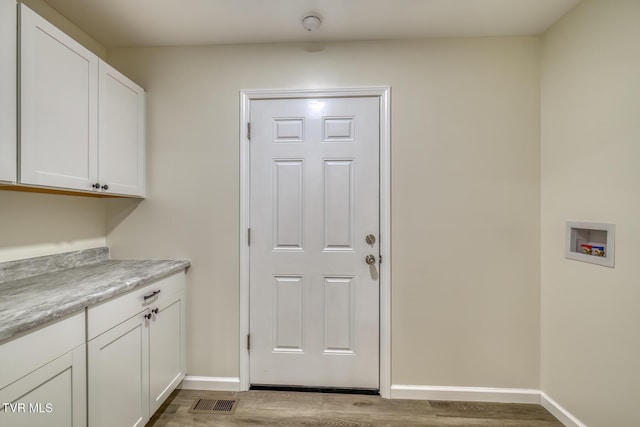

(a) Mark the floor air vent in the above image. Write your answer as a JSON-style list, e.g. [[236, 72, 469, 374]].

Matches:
[[189, 398, 237, 415]]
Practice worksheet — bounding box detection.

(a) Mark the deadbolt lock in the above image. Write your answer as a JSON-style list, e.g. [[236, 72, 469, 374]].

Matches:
[[365, 234, 376, 245]]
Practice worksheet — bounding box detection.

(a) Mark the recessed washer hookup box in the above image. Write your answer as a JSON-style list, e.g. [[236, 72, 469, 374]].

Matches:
[[565, 221, 615, 268]]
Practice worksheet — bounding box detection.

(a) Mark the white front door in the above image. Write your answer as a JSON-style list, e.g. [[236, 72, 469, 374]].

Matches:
[[249, 96, 380, 389]]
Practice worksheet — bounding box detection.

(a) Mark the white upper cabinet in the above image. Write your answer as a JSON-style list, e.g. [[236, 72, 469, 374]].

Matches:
[[20, 3, 99, 191], [0, 0, 16, 183], [98, 61, 146, 197], [19, 4, 145, 197]]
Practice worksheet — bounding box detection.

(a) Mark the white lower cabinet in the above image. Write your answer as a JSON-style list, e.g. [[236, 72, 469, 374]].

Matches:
[[88, 271, 186, 427], [0, 271, 186, 427], [0, 312, 86, 427], [88, 314, 149, 427], [149, 289, 186, 414]]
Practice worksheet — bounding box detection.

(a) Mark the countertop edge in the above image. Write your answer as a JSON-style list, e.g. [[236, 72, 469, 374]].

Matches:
[[0, 260, 191, 343]]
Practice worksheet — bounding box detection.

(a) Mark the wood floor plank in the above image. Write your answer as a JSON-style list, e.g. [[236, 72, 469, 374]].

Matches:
[[430, 401, 560, 421], [434, 418, 564, 427], [146, 389, 564, 427]]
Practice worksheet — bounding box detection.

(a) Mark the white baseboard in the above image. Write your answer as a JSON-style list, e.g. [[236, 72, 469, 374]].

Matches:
[[391, 384, 540, 404], [180, 376, 240, 392], [392, 385, 586, 426], [541, 392, 586, 427]]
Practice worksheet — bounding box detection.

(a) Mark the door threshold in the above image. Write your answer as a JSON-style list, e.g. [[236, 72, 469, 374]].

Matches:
[[250, 384, 379, 396]]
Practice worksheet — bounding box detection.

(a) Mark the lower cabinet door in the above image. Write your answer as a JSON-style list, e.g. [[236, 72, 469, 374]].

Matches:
[[89, 313, 149, 427], [149, 288, 186, 414], [0, 344, 86, 427]]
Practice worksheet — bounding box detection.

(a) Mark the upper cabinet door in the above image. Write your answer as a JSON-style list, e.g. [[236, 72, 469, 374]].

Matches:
[[0, 0, 16, 183], [98, 61, 146, 197], [20, 4, 98, 191]]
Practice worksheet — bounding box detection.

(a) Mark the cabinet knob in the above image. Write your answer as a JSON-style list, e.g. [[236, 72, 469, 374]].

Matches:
[[92, 183, 100, 189], [144, 313, 152, 320], [152, 308, 159, 314], [101, 184, 109, 191]]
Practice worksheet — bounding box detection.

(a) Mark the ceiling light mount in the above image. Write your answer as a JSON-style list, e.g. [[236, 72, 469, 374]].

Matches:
[[301, 13, 322, 32]]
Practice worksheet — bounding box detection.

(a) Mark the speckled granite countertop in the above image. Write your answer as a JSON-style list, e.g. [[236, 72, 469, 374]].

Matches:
[[0, 248, 190, 342]]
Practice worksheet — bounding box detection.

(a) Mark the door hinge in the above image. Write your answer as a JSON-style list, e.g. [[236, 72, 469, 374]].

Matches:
[[247, 334, 251, 350], [247, 122, 251, 140], [379, 254, 382, 264], [248, 228, 251, 246]]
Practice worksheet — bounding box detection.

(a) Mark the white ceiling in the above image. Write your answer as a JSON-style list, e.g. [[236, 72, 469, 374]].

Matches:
[[43, 0, 582, 48]]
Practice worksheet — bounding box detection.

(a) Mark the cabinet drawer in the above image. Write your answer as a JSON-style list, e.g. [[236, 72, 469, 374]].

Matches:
[[87, 272, 185, 340], [0, 311, 85, 390]]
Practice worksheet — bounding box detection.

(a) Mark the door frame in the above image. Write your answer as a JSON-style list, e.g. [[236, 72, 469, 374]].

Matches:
[[239, 87, 391, 398]]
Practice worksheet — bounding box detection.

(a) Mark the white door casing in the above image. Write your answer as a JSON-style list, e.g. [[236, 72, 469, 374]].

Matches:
[[247, 93, 385, 389], [240, 87, 391, 396]]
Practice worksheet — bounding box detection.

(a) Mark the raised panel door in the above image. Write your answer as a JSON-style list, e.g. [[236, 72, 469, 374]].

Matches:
[[249, 96, 380, 389], [20, 4, 98, 191]]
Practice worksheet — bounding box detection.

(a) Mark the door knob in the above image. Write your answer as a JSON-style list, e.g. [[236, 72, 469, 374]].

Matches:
[[365, 234, 376, 245], [365, 254, 376, 265]]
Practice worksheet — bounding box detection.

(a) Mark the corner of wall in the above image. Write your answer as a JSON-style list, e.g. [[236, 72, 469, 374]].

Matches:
[[540, 1, 640, 425], [20, 0, 107, 59]]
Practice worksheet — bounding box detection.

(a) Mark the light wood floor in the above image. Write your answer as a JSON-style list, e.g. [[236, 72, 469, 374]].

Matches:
[[146, 389, 564, 426]]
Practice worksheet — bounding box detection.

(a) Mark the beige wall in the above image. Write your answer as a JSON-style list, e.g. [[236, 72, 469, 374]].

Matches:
[[106, 37, 541, 387], [5, 0, 637, 420], [541, 1, 640, 425], [0, 191, 106, 261], [21, 0, 107, 59], [0, 2, 107, 263]]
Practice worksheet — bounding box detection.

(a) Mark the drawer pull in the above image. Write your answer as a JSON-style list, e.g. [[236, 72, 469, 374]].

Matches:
[[143, 290, 161, 301]]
